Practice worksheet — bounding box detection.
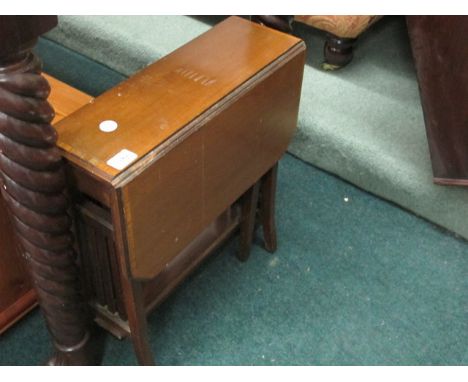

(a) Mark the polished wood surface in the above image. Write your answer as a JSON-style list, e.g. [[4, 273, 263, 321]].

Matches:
[[0, 14, 93, 364], [0, 289, 36, 335], [406, 16, 468, 185], [45, 74, 93, 124], [55, 16, 303, 181], [0, 16, 57, 56], [55, 16, 305, 281], [0, 73, 91, 335], [142, 204, 242, 313], [119, 40, 305, 280], [0, 74, 92, 333], [50, 16, 305, 364], [323, 34, 357, 71]]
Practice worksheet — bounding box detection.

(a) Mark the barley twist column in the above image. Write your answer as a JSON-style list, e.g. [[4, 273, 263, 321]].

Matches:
[[0, 16, 94, 365]]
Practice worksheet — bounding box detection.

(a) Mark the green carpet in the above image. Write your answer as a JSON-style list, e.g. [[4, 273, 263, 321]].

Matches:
[[0, 20, 466, 366], [1, 155, 467, 365], [41, 15, 468, 241]]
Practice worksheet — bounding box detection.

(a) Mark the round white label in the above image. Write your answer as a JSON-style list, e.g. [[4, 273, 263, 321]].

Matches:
[[99, 120, 118, 133]]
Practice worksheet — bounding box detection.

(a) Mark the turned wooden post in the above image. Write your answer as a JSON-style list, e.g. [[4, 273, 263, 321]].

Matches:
[[323, 34, 357, 71], [0, 16, 94, 365]]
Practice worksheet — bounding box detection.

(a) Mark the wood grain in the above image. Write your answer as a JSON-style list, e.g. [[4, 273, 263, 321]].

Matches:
[[53, 16, 304, 280], [118, 32, 305, 280], [52, 16, 305, 363], [0, 16, 57, 56], [54, 16, 304, 182], [0, 21, 94, 363], [44, 74, 93, 124], [0, 74, 91, 335], [0, 289, 36, 335]]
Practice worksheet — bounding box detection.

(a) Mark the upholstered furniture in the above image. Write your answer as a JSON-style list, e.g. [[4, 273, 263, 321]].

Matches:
[[253, 15, 383, 70], [294, 15, 382, 70]]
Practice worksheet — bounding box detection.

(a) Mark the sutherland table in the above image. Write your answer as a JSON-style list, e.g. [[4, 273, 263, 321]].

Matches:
[[54, 16, 306, 364]]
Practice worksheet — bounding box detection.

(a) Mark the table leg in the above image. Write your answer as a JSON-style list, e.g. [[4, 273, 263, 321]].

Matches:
[[125, 280, 156, 365], [260, 163, 278, 253], [237, 182, 261, 262]]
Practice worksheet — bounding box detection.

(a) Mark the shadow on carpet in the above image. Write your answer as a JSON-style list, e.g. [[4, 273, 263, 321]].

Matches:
[[1, 154, 466, 366]]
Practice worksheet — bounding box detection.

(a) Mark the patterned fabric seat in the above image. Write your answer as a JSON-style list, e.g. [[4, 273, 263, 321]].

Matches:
[[294, 15, 383, 70]]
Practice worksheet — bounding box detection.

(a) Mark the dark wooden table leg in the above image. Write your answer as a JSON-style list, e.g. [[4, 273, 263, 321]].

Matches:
[[249, 16, 291, 253], [260, 163, 278, 253], [0, 16, 94, 365], [125, 281, 155, 365], [237, 182, 261, 262], [110, 192, 155, 365]]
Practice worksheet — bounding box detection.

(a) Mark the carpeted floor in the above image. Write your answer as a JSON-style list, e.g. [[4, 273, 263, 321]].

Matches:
[[40, 15, 468, 241], [0, 19, 466, 366], [1, 154, 467, 365]]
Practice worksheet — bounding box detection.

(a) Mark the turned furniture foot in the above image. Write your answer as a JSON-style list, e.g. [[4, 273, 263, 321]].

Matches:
[[323, 34, 357, 71], [260, 164, 278, 253], [0, 16, 94, 365]]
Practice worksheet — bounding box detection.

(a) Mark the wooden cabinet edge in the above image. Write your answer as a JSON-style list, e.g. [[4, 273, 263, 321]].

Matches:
[[0, 289, 37, 335]]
